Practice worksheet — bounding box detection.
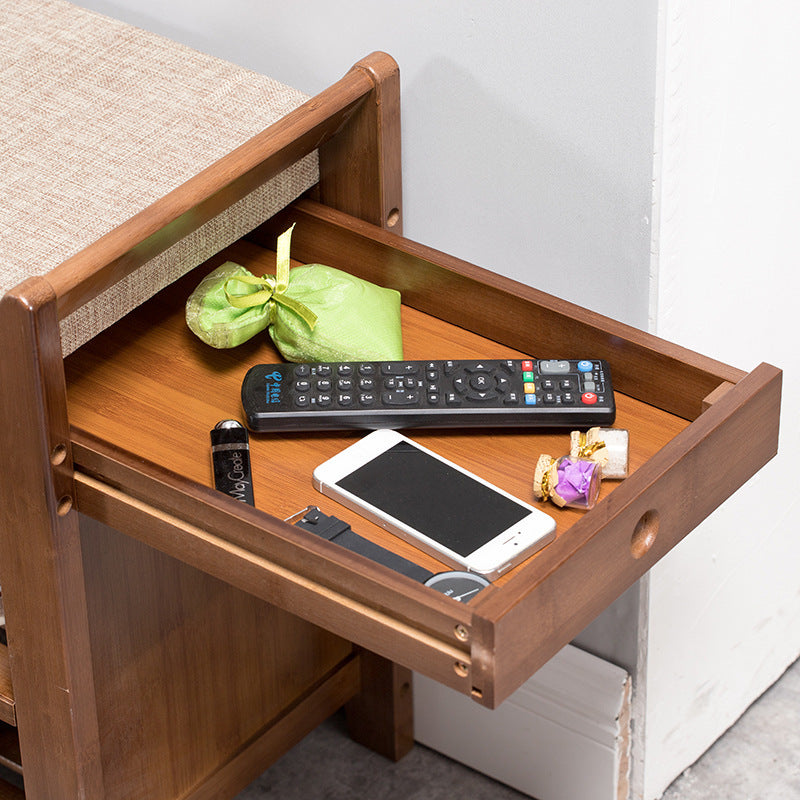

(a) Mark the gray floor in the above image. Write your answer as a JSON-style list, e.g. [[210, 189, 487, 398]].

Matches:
[[237, 657, 800, 800]]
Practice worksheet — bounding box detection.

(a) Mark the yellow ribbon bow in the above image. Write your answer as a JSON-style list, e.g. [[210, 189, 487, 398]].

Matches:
[[575, 431, 607, 459], [223, 224, 318, 330]]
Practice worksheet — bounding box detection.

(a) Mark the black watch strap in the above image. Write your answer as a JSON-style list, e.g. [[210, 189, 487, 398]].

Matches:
[[293, 506, 434, 584]]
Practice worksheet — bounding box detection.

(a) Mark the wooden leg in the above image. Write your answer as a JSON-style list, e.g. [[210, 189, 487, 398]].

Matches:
[[0, 280, 104, 799], [345, 649, 414, 761]]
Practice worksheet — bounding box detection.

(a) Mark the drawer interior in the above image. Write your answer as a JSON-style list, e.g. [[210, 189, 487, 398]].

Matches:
[[64, 240, 687, 582], [62, 202, 779, 707]]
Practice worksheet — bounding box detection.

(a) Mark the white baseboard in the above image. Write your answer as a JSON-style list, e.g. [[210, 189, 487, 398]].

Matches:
[[414, 644, 631, 800]]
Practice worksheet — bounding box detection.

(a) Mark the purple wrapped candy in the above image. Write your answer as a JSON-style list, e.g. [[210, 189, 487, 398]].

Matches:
[[556, 458, 600, 506], [534, 454, 602, 510]]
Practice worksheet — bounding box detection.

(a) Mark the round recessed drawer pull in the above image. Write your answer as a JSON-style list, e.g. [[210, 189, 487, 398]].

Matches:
[[631, 509, 659, 559]]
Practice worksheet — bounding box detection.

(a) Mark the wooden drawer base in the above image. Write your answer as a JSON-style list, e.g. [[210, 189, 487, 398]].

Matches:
[[63, 200, 781, 709]]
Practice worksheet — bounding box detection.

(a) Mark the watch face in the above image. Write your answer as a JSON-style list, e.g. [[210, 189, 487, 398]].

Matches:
[[423, 571, 490, 603]]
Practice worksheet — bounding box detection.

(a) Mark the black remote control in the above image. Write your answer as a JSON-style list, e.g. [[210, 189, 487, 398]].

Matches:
[[241, 358, 615, 432]]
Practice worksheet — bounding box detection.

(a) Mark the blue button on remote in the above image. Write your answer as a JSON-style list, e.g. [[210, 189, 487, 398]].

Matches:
[[577, 360, 594, 372]]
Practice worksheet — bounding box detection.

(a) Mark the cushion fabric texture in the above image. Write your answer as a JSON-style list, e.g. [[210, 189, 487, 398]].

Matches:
[[1, 0, 318, 353]]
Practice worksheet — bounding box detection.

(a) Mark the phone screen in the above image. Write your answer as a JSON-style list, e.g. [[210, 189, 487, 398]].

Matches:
[[335, 440, 530, 557]]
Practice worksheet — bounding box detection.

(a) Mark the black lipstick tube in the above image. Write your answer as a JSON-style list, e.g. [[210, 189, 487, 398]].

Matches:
[[210, 420, 254, 506]]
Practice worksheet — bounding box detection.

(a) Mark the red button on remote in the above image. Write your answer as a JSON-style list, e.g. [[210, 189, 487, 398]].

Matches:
[[581, 392, 598, 405], [521, 359, 534, 371]]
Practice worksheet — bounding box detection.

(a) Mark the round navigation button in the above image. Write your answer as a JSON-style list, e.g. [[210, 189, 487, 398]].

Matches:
[[469, 372, 492, 390], [581, 392, 598, 405]]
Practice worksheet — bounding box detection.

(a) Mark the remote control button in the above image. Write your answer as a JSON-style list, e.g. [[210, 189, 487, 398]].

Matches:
[[560, 379, 573, 390], [445, 392, 462, 406], [524, 393, 537, 405], [581, 392, 598, 405], [426, 368, 439, 381], [500, 360, 516, 373], [540, 379, 554, 391], [562, 392, 575, 404], [495, 375, 510, 392], [467, 390, 499, 402], [316, 378, 332, 392], [316, 365, 332, 378], [582, 380, 596, 392], [521, 359, 534, 371], [469, 372, 493, 391], [358, 363, 376, 376], [504, 391, 521, 405], [294, 394, 310, 407], [538, 360, 570, 374], [452, 376, 468, 394], [522, 370, 535, 383], [295, 379, 311, 392], [381, 363, 419, 376], [543, 393, 557, 404], [577, 360, 594, 372], [359, 377, 376, 391], [427, 392, 440, 404], [294, 364, 311, 377], [443, 360, 458, 375], [337, 378, 354, 391], [359, 392, 377, 406], [382, 391, 420, 406], [316, 393, 332, 407]]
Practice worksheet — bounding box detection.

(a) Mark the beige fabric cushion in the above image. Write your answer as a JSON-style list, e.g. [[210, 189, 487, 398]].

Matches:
[[0, 0, 318, 354]]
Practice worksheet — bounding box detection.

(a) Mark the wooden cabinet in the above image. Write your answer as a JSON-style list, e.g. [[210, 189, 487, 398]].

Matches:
[[0, 53, 780, 799]]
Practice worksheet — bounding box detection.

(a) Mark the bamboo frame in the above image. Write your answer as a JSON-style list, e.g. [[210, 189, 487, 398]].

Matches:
[[0, 52, 409, 799], [0, 47, 782, 799]]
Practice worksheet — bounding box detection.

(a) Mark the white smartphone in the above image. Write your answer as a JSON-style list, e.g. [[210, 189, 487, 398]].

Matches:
[[312, 429, 556, 579]]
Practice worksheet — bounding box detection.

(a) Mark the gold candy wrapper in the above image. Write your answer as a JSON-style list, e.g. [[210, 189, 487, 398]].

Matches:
[[569, 427, 629, 479]]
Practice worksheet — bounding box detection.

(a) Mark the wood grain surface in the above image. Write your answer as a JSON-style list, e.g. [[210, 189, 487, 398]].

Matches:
[[65, 240, 687, 580], [62, 229, 780, 709]]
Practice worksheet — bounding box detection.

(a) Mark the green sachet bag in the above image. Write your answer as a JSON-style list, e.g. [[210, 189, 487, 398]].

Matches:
[[185, 224, 403, 362]]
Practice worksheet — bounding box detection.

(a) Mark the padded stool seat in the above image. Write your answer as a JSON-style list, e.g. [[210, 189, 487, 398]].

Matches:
[[1, 0, 318, 353]]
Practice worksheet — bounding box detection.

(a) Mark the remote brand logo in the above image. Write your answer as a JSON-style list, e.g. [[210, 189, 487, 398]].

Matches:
[[263, 371, 283, 404]]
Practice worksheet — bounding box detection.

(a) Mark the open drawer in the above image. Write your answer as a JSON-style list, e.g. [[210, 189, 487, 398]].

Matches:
[[64, 197, 781, 709]]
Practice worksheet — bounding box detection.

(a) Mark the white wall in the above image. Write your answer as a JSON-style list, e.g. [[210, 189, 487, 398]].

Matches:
[[74, 0, 657, 330], [642, 1, 800, 797]]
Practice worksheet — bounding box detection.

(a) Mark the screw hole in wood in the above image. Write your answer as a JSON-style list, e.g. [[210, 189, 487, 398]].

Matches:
[[56, 495, 73, 516], [453, 661, 469, 678], [51, 443, 68, 466]]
